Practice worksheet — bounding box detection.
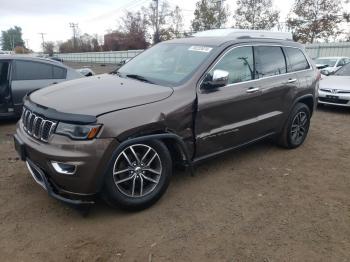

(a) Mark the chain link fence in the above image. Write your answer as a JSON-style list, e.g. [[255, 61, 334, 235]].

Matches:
[[305, 42, 350, 59], [55, 50, 143, 64]]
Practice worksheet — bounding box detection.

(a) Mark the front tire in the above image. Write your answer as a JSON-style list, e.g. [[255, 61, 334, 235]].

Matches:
[[277, 103, 311, 149], [102, 140, 172, 211]]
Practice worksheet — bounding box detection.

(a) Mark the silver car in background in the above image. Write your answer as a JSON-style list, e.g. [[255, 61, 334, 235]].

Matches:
[[318, 63, 350, 107], [315, 56, 350, 75], [0, 55, 83, 119]]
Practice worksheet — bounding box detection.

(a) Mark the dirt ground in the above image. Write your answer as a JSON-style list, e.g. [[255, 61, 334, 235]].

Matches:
[[0, 64, 349, 261], [0, 106, 349, 262]]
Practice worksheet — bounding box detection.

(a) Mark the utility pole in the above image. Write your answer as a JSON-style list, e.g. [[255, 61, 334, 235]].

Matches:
[[214, 0, 225, 28], [38, 32, 46, 53], [69, 23, 79, 50], [24, 39, 29, 49], [153, 0, 159, 43], [10, 35, 15, 50]]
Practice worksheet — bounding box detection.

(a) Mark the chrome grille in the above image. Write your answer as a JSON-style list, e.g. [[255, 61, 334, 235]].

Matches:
[[21, 107, 57, 142], [320, 88, 350, 94]]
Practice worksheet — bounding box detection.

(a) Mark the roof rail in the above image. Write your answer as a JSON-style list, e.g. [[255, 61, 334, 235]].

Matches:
[[193, 28, 293, 41]]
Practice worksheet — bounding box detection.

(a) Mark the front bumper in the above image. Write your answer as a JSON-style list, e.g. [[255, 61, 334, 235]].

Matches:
[[14, 121, 117, 205], [318, 90, 350, 107], [25, 158, 94, 205]]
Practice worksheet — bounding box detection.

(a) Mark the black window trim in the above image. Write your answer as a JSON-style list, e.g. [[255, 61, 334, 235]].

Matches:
[[12, 59, 67, 81], [198, 43, 313, 91]]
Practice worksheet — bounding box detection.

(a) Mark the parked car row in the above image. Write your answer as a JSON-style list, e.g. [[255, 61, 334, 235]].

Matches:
[[0, 56, 83, 119], [318, 63, 350, 107], [313, 56, 350, 107]]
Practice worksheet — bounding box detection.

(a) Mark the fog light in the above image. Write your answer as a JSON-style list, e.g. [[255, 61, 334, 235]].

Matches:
[[51, 161, 77, 175]]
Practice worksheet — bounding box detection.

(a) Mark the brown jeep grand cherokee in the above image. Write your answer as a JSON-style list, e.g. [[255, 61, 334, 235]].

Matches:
[[14, 29, 319, 210]]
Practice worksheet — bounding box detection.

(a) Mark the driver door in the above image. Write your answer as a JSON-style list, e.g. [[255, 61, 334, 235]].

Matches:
[[195, 46, 262, 158]]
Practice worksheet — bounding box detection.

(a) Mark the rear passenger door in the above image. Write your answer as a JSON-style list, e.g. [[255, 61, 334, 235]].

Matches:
[[11, 60, 67, 106], [252, 45, 299, 135], [283, 46, 313, 110]]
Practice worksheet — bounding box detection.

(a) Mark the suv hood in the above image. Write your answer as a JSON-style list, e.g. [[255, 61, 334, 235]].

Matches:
[[30, 74, 173, 116]]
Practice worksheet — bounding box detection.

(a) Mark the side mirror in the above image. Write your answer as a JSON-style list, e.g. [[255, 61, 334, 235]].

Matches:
[[321, 69, 332, 76], [202, 69, 229, 90]]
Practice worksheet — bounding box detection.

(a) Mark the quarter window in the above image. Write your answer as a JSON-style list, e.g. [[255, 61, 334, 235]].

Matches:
[[284, 47, 310, 72], [254, 46, 287, 78], [208, 46, 254, 85]]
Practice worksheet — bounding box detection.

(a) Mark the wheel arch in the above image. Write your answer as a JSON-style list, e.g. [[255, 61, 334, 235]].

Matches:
[[96, 132, 194, 192], [294, 94, 315, 116]]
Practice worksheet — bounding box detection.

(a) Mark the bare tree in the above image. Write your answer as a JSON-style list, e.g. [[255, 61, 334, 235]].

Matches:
[[142, 1, 179, 42], [286, 0, 344, 43], [234, 0, 280, 30], [43, 41, 55, 56]]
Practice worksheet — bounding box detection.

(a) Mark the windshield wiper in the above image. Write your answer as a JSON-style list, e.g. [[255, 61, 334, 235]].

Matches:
[[126, 74, 154, 84]]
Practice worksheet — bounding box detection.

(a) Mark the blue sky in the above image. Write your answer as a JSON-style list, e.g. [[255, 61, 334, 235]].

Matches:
[[0, 0, 347, 51]]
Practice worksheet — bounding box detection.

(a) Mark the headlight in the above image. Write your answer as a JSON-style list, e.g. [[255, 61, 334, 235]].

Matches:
[[55, 122, 102, 140]]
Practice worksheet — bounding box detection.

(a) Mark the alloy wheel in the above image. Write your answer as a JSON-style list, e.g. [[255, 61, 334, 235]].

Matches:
[[290, 111, 308, 145], [113, 144, 162, 198]]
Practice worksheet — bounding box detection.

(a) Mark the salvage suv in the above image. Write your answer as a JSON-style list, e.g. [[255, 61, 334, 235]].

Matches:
[[14, 29, 319, 210]]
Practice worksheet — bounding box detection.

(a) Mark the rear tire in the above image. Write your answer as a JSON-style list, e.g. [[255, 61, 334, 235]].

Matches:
[[102, 140, 172, 211], [277, 103, 311, 149]]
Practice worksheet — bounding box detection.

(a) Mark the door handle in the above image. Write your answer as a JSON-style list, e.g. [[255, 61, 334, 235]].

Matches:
[[52, 82, 58, 85], [246, 87, 260, 93], [287, 78, 297, 83]]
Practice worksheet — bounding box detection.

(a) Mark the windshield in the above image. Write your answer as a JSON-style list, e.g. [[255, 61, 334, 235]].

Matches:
[[315, 58, 337, 67], [118, 43, 215, 86], [335, 63, 350, 76]]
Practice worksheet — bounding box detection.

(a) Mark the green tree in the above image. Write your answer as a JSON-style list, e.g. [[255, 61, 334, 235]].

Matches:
[[286, 0, 344, 43], [1, 26, 25, 51], [191, 0, 229, 32], [234, 0, 280, 30]]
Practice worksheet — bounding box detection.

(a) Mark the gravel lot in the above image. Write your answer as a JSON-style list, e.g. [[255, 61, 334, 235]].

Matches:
[[0, 64, 349, 261]]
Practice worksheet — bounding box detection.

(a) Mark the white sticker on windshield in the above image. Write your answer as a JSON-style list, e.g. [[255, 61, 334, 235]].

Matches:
[[188, 46, 213, 53]]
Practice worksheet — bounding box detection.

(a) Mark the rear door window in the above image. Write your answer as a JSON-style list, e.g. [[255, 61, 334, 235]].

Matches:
[[284, 47, 310, 72], [53, 66, 67, 79], [254, 46, 287, 78], [13, 61, 53, 80]]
